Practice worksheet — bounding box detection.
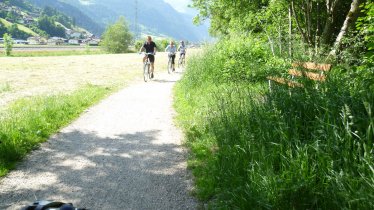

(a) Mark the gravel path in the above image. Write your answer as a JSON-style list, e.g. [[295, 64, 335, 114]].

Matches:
[[0, 70, 197, 209]]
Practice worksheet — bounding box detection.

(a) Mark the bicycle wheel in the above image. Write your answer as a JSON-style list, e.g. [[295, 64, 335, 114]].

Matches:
[[143, 63, 150, 82], [181, 55, 185, 68], [167, 57, 172, 74], [178, 56, 182, 68]]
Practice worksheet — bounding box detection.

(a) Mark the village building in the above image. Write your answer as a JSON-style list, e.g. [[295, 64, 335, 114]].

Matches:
[[47, 37, 65, 45], [27, 36, 47, 45], [68, 39, 80, 45], [13, 39, 28, 44]]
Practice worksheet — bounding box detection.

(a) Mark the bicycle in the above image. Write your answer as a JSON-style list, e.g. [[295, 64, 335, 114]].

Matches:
[[22, 200, 87, 210], [167, 53, 175, 74], [178, 53, 186, 68], [142, 52, 154, 82]]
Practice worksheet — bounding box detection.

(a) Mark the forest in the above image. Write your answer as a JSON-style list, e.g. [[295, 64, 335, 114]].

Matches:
[[174, 0, 374, 209]]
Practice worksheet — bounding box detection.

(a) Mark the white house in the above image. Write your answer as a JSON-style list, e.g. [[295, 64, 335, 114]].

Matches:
[[47, 37, 65, 45], [68, 39, 80, 45], [13, 39, 28, 44], [27, 36, 47, 45]]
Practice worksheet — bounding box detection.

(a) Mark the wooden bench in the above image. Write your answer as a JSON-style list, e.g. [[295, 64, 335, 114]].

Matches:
[[267, 62, 332, 89]]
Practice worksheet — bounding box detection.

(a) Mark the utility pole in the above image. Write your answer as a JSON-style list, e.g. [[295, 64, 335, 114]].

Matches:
[[134, 0, 139, 40]]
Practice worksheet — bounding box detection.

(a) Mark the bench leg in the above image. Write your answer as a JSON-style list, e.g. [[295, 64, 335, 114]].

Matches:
[[268, 80, 272, 92]]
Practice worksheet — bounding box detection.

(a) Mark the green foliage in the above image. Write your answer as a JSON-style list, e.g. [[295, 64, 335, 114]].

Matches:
[[192, 0, 358, 51], [183, 36, 287, 87], [37, 15, 65, 38], [8, 23, 29, 39], [0, 83, 11, 93], [134, 40, 144, 51], [5, 11, 17, 22], [0, 85, 111, 177], [0, 48, 106, 57], [357, 0, 374, 64], [100, 16, 133, 54], [6, 0, 34, 11], [0, 10, 6, 19], [0, 3, 77, 39], [0, 22, 7, 35], [41, 6, 74, 29], [3, 33, 13, 56], [155, 39, 170, 51], [175, 35, 374, 209]]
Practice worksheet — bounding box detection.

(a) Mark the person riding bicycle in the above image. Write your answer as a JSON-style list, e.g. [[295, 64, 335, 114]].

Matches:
[[177, 40, 187, 60], [165, 41, 177, 72], [139, 36, 157, 78]]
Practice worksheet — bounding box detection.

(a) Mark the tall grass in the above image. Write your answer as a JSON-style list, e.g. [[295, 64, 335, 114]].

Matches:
[[0, 85, 111, 176], [175, 36, 374, 209]]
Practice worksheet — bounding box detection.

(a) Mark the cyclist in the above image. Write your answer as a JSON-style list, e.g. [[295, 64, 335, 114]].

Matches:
[[177, 40, 187, 62], [139, 36, 157, 78], [165, 40, 177, 72]]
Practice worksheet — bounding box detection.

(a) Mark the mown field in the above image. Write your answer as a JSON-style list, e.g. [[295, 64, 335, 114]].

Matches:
[[0, 52, 172, 176], [0, 52, 171, 107]]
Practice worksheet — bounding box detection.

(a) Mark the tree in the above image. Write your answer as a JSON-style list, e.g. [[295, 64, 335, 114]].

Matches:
[[37, 15, 66, 38], [3, 33, 13, 56], [329, 0, 364, 56], [191, 0, 366, 57], [100, 16, 133, 53], [8, 23, 29, 39], [0, 23, 7, 37]]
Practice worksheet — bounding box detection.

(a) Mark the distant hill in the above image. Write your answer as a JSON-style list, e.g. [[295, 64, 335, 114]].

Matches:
[[28, 0, 104, 35], [0, 18, 38, 36], [31, 0, 210, 41], [0, 1, 98, 40]]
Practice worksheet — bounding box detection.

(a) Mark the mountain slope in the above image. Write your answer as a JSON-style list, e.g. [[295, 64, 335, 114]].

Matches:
[[59, 0, 209, 41], [28, 0, 104, 35]]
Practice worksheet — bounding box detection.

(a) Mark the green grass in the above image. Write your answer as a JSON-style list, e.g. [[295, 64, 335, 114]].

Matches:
[[0, 18, 38, 36], [0, 83, 11, 93], [0, 85, 112, 177], [174, 37, 374, 209], [0, 49, 106, 57], [0, 18, 12, 27]]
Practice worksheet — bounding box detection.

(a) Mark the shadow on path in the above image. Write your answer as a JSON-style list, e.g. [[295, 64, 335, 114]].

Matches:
[[0, 129, 195, 210]]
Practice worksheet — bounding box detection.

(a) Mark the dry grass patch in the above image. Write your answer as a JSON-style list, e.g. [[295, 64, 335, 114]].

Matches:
[[0, 52, 171, 107]]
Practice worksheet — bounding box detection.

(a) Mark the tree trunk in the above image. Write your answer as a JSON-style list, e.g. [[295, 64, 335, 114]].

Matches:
[[321, 0, 340, 45], [256, 16, 275, 56], [328, 0, 364, 57], [289, 4, 293, 58], [278, 23, 282, 55], [291, 0, 311, 45]]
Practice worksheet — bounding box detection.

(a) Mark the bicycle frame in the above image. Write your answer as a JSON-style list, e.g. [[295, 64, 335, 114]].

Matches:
[[142, 52, 154, 82], [167, 53, 175, 74]]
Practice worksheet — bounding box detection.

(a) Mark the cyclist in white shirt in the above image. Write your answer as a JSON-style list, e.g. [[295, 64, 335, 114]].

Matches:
[[165, 41, 177, 72], [178, 40, 187, 59]]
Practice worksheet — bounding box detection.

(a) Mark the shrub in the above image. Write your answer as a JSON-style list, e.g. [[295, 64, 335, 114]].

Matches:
[[100, 16, 133, 53], [3, 33, 13, 56]]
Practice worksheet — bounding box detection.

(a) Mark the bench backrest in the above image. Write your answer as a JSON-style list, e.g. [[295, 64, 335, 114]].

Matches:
[[292, 62, 332, 72], [289, 62, 332, 81]]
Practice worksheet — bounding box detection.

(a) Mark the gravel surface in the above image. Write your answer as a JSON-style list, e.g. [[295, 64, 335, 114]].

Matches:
[[0, 70, 197, 210]]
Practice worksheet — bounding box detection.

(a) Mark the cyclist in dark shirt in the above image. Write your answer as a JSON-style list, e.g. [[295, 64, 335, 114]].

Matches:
[[139, 36, 157, 78]]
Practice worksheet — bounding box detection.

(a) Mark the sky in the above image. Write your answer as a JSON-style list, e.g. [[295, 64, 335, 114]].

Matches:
[[163, 0, 195, 14]]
